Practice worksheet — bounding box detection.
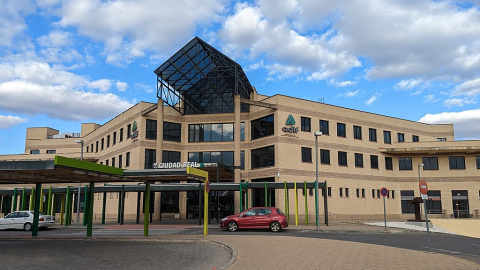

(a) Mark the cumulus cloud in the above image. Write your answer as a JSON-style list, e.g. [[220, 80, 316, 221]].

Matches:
[[37, 30, 73, 47], [419, 109, 480, 139], [0, 61, 131, 120], [395, 79, 423, 90], [0, 115, 28, 129], [337, 90, 359, 98], [0, 0, 35, 47], [365, 93, 382, 105], [116, 81, 128, 92], [452, 78, 480, 96], [90, 79, 112, 92], [443, 98, 476, 108]]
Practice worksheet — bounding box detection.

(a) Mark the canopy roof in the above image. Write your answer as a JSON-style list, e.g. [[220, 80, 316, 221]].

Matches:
[[154, 37, 253, 115]]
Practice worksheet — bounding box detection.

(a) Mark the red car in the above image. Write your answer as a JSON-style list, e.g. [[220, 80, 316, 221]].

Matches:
[[220, 207, 288, 232]]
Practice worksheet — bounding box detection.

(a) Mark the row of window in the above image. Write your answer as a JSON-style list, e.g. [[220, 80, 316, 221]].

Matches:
[[301, 147, 480, 170], [99, 152, 131, 168], [300, 116, 422, 143], [30, 150, 56, 154]]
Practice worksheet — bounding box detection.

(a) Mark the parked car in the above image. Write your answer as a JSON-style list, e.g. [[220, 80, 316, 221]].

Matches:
[[0, 211, 55, 231], [220, 207, 288, 232]]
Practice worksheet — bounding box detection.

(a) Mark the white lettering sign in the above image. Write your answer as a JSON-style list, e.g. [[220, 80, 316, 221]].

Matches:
[[153, 162, 198, 169]]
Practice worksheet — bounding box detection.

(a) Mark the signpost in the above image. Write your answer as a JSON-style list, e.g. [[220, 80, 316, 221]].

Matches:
[[419, 179, 432, 250], [380, 187, 388, 230]]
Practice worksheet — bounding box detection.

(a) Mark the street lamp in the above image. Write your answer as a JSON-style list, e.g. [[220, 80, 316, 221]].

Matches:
[[314, 131, 322, 231], [75, 139, 84, 228]]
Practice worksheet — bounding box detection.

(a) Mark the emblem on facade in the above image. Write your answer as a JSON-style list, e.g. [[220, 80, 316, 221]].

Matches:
[[130, 120, 139, 140], [283, 114, 298, 133]]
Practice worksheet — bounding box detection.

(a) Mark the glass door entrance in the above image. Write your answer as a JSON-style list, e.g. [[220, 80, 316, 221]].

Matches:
[[452, 190, 470, 218]]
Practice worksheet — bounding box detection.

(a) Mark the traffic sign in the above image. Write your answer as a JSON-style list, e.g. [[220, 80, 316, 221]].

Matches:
[[380, 187, 388, 197], [419, 179, 428, 195]]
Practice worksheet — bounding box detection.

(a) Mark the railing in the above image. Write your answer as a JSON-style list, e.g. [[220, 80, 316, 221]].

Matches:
[[450, 210, 472, 219]]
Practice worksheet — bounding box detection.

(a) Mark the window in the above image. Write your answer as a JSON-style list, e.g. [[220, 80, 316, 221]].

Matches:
[[401, 190, 415, 213], [105, 160, 109, 166], [338, 151, 347, 166], [426, 190, 442, 214], [251, 146, 275, 169], [339, 188, 343, 197], [251, 115, 274, 140], [86, 146, 89, 152], [146, 119, 157, 140], [301, 117, 311, 132], [372, 189, 375, 198], [144, 149, 156, 169], [320, 149, 330, 164], [397, 133, 404, 143], [328, 187, 332, 197], [319, 120, 329, 135], [449, 156, 465, 169], [337, 123, 346, 137], [385, 157, 393, 170], [391, 190, 395, 199], [477, 156, 480, 169], [90, 144, 93, 153], [398, 157, 412, 170], [437, 138, 447, 141], [188, 151, 236, 168], [118, 155, 122, 169], [369, 128, 377, 142], [113, 132, 117, 145], [423, 157, 439, 170], [164, 122, 181, 142], [30, 150, 40, 154], [370, 155, 379, 169], [112, 157, 115, 167], [362, 189, 365, 198], [383, 130, 391, 144], [356, 188, 360, 197], [101, 138, 104, 150], [126, 152, 130, 167], [301, 147, 312, 163], [46, 150, 56, 154], [355, 153, 363, 167], [127, 124, 132, 138], [377, 190, 380, 198], [345, 188, 349, 197], [107, 135, 110, 148], [412, 135, 419, 142], [119, 128, 124, 142], [162, 151, 181, 163], [353, 126, 362, 139], [95, 141, 98, 152], [189, 123, 236, 142]]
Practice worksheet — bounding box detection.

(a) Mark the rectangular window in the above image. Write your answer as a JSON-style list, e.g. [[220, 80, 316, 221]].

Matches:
[[412, 135, 419, 142], [398, 157, 412, 170], [95, 141, 98, 153], [113, 131, 117, 145], [339, 188, 343, 197], [385, 157, 393, 170], [146, 119, 157, 140], [372, 189, 375, 198], [101, 138, 104, 150], [189, 123, 236, 142], [328, 187, 332, 197], [164, 122, 181, 142], [144, 149, 156, 169], [188, 151, 236, 168], [90, 143, 93, 153], [126, 152, 130, 167], [320, 149, 330, 164], [369, 128, 377, 142], [107, 135, 110, 148], [301, 117, 311, 132], [301, 147, 312, 163], [30, 150, 40, 154], [477, 156, 480, 169], [338, 151, 347, 166], [370, 155, 379, 169], [362, 189, 365, 198], [437, 138, 447, 141], [105, 160, 109, 166], [353, 125, 362, 139], [345, 188, 349, 197], [46, 150, 56, 154], [119, 128, 124, 142], [397, 133, 404, 143], [355, 153, 363, 167], [251, 115, 274, 140], [401, 190, 415, 213], [86, 146, 89, 152], [112, 157, 115, 167], [337, 123, 346, 137], [127, 124, 132, 138], [118, 155, 122, 169], [251, 145, 275, 169], [356, 188, 360, 198], [383, 130, 391, 144], [426, 190, 442, 214], [319, 120, 329, 135], [377, 190, 380, 198], [162, 151, 181, 163], [449, 156, 466, 169], [423, 157, 439, 170], [391, 190, 395, 199]]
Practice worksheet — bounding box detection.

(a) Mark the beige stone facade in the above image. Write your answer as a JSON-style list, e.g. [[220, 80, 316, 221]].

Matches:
[[1, 91, 480, 223]]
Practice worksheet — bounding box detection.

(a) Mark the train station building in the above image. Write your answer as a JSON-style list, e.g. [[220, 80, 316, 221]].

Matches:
[[1, 37, 479, 223]]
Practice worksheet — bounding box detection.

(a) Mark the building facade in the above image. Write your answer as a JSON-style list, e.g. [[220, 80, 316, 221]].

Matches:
[[1, 37, 479, 222]]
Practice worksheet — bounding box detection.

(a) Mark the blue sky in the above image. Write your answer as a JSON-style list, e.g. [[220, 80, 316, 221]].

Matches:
[[1, 0, 480, 155]]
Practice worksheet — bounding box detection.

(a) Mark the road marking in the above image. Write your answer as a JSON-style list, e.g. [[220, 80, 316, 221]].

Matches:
[[420, 246, 479, 257], [471, 244, 480, 247]]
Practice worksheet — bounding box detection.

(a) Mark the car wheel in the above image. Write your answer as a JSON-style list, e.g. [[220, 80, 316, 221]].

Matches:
[[24, 223, 32, 231], [270, 221, 281, 232], [227, 221, 238, 232]]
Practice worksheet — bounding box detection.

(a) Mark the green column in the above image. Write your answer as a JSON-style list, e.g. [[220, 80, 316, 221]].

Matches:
[[32, 183, 42, 236], [117, 191, 121, 223], [284, 181, 288, 220], [65, 186, 70, 226], [239, 183, 243, 212], [245, 182, 249, 209], [52, 194, 57, 217], [144, 182, 150, 237], [83, 186, 89, 226], [21, 188, 26, 211], [12, 188, 17, 212], [47, 187, 52, 215], [87, 182, 95, 237], [39, 189, 44, 213], [324, 182, 328, 226], [60, 194, 65, 225], [304, 181, 308, 226], [102, 191, 107, 224], [264, 181, 268, 207], [29, 188, 34, 210]]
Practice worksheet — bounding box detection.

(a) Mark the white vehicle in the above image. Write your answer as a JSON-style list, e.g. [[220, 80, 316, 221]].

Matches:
[[0, 210, 55, 231]]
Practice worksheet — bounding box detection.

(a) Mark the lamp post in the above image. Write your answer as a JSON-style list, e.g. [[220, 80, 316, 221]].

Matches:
[[314, 131, 322, 231], [75, 139, 84, 228], [418, 163, 432, 250]]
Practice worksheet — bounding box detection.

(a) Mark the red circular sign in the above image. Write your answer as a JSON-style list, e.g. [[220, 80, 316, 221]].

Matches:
[[380, 187, 388, 197], [419, 179, 428, 195]]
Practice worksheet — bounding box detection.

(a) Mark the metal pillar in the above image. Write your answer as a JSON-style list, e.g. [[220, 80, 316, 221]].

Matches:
[[83, 185, 89, 226], [12, 188, 17, 212], [87, 182, 95, 237], [324, 182, 329, 226], [65, 186, 70, 226], [144, 182, 151, 237], [21, 188, 26, 211], [102, 191, 107, 224], [136, 191, 141, 224], [304, 181, 308, 226], [120, 185, 125, 225], [47, 187, 52, 215], [32, 183, 42, 236]]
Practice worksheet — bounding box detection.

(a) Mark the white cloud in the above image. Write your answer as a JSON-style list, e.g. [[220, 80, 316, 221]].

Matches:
[[424, 94, 440, 103], [443, 98, 476, 108], [337, 89, 359, 98], [365, 93, 381, 105], [419, 109, 480, 140], [116, 81, 128, 92], [37, 30, 73, 47], [329, 79, 357, 87], [90, 79, 112, 92], [0, 0, 35, 47], [0, 61, 131, 120], [452, 78, 480, 96], [395, 79, 423, 90], [0, 115, 28, 129], [135, 83, 154, 94]]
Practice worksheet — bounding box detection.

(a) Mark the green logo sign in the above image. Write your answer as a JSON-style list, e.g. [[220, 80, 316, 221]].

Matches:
[[132, 121, 138, 132], [285, 114, 296, 125]]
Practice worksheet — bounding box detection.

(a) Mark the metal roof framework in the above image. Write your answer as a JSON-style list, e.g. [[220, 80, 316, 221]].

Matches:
[[154, 37, 253, 115]]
